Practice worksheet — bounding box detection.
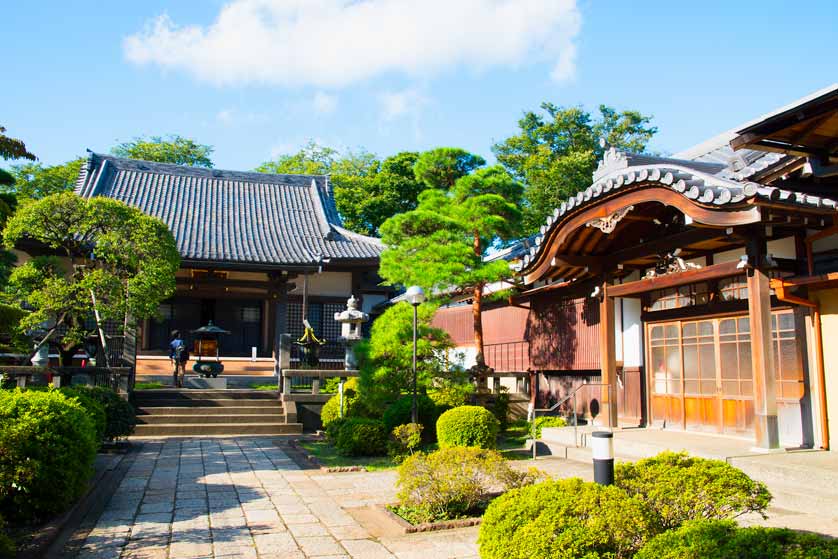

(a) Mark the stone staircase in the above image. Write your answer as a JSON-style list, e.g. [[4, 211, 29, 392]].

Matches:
[[132, 389, 303, 437]]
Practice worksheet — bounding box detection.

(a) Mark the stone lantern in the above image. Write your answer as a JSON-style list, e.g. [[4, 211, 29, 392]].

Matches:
[[333, 295, 369, 370], [333, 295, 369, 419]]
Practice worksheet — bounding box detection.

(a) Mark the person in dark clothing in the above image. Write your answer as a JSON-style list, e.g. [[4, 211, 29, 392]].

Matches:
[[169, 330, 189, 388]]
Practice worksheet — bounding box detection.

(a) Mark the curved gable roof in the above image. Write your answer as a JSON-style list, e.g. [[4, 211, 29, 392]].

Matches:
[[519, 149, 838, 280], [75, 152, 382, 268]]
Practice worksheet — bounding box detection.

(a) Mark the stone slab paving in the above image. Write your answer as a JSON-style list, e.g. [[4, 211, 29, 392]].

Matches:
[[74, 438, 487, 559], [75, 438, 835, 559]]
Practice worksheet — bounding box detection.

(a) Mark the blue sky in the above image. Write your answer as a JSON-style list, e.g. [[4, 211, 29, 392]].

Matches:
[[3, 0, 837, 171]]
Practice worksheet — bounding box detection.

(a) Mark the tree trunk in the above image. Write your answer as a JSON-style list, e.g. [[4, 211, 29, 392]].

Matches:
[[472, 230, 488, 390], [59, 344, 79, 367]]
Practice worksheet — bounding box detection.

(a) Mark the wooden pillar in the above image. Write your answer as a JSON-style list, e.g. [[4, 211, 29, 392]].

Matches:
[[599, 283, 618, 429], [747, 267, 780, 449]]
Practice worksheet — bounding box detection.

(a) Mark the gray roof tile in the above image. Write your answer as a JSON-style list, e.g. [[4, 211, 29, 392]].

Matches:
[[75, 153, 382, 267]]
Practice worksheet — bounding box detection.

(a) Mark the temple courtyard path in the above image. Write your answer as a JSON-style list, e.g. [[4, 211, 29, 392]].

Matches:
[[72, 437, 837, 559]]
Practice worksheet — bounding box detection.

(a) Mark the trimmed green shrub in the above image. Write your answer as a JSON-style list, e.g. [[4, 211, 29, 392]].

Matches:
[[60, 387, 107, 443], [397, 447, 541, 524], [490, 390, 511, 431], [479, 478, 656, 559], [72, 386, 135, 440], [334, 417, 388, 457], [436, 405, 499, 449], [382, 394, 438, 437], [325, 417, 348, 443], [427, 378, 473, 409], [636, 519, 838, 559], [531, 415, 567, 437], [615, 451, 772, 531], [320, 378, 365, 428], [0, 389, 98, 522], [389, 423, 423, 462], [0, 514, 14, 559]]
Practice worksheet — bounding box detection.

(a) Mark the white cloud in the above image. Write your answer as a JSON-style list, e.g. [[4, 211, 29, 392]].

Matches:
[[312, 91, 338, 114], [378, 88, 426, 121], [215, 107, 268, 125], [124, 0, 581, 88]]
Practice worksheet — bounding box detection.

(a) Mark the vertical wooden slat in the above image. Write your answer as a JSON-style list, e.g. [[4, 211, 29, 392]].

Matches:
[[600, 284, 618, 428], [747, 268, 780, 449]]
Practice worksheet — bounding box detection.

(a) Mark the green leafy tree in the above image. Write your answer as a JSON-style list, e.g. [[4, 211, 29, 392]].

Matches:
[[413, 147, 486, 190], [493, 103, 657, 232], [3, 192, 180, 365], [356, 301, 456, 408], [0, 125, 36, 162], [112, 135, 214, 167], [334, 152, 425, 235], [4, 158, 84, 201], [257, 142, 427, 236], [380, 157, 523, 376]]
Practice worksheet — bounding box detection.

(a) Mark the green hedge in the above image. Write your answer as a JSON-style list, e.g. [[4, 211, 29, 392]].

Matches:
[[436, 405, 499, 449], [0, 514, 14, 559], [531, 415, 567, 437], [636, 519, 838, 559], [382, 394, 438, 438], [479, 477, 655, 559], [334, 417, 388, 456], [60, 387, 107, 443], [71, 386, 135, 440], [614, 451, 772, 531], [0, 389, 98, 522]]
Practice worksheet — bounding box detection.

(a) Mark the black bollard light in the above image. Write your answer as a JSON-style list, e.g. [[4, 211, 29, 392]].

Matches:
[[592, 431, 614, 485]]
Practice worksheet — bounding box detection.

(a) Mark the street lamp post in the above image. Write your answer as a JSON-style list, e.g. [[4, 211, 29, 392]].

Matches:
[[405, 286, 426, 425]]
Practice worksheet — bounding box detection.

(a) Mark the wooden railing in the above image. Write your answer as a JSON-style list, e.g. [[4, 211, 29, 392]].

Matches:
[[484, 341, 530, 373]]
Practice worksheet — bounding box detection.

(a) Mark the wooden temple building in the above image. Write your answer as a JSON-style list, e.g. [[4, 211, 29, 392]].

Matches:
[[74, 154, 390, 380], [435, 84, 838, 450]]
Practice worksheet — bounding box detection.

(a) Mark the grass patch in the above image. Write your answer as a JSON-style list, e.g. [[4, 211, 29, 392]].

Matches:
[[497, 419, 531, 450], [134, 381, 166, 390], [298, 440, 396, 471], [249, 383, 278, 391], [387, 502, 488, 525]]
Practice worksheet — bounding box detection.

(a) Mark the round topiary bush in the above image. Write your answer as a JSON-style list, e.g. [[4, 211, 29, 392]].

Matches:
[[320, 378, 365, 428], [0, 389, 98, 522], [614, 451, 772, 531], [436, 405, 499, 449], [74, 386, 136, 440], [479, 477, 656, 559], [60, 387, 107, 444], [382, 394, 438, 437], [334, 417, 388, 456], [636, 519, 838, 559]]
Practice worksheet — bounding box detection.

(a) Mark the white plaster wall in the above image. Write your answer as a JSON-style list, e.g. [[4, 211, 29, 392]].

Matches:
[[767, 236, 797, 259], [813, 231, 838, 253], [289, 272, 352, 297], [713, 247, 745, 264], [617, 270, 643, 368]]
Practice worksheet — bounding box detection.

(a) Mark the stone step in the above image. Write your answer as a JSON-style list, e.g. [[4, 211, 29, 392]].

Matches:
[[133, 389, 278, 401], [134, 398, 280, 408], [137, 405, 283, 416], [138, 413, 284, 425], [133, 422, 303, 437]]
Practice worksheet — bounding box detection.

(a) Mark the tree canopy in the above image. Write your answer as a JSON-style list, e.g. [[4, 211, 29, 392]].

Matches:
[[0, 125, 36, 162], [256, 141, 427, 236], [493, 103, 656, 232], [3, 158, 84, 201], [3, 192, 180, 363], [413, 147, 486, 190], [380, 152, 523, 371], [111, 135, 214, 167]]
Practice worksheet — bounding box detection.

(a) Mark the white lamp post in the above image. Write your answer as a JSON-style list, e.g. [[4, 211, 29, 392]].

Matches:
[[405, 286, 426, 424]]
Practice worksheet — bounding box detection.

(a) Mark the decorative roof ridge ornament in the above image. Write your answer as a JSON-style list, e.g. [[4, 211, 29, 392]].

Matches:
[[643, 248, 702, 279], [593, 147, 630, 182], [585, 205, 634, 234]]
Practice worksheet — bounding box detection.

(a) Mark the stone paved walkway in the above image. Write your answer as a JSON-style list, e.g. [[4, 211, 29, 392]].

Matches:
[[75, 438, 501, 559]]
